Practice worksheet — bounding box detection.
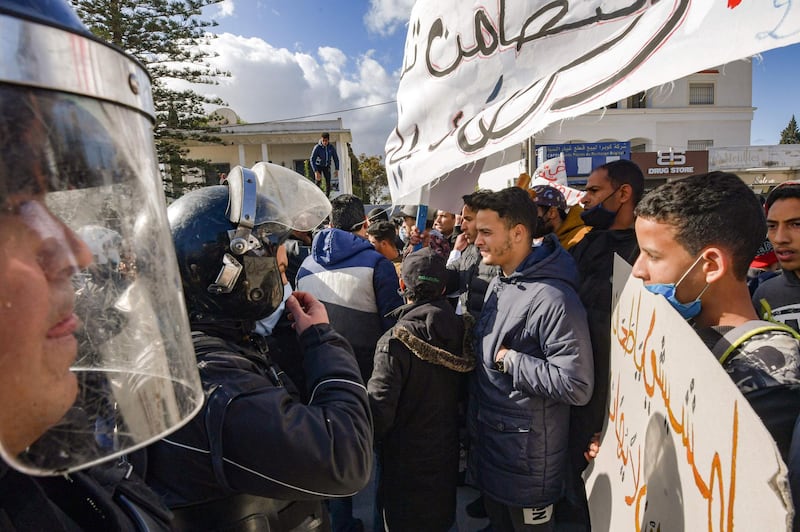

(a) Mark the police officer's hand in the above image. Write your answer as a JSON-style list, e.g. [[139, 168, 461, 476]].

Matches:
[[286, 290, 329, 335]]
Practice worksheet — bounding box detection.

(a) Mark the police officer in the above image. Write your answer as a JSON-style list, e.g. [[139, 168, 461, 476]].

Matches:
[[144, 162, 373, 531], [0, 0, 205, 529]]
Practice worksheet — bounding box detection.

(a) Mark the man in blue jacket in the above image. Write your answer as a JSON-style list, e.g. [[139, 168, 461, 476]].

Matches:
[[297, 193, 402, 532], [468, 187, 594, 532], [310, 132, 340, 196]]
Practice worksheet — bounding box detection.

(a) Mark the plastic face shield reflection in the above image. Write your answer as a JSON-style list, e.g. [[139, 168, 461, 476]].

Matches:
[[0, 88, 203, 475]]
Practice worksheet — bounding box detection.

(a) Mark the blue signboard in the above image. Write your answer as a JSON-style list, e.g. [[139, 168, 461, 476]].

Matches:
[[538, 142, 631, 178]]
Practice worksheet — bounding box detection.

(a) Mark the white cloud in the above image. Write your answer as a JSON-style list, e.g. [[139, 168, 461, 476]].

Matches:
[[364, 0, 415, 36], [172, 33, 399, 156], [215, 0, 235, 18]]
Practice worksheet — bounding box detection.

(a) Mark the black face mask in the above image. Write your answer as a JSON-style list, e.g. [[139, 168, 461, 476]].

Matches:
[[580, 187, 620, 230], [533, 216, 551, 239]]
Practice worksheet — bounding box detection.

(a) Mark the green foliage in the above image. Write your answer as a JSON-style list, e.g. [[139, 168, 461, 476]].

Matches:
[[780, 115, 800, 144], [72, 0, 230, 199], [350, 145, 389, 204]]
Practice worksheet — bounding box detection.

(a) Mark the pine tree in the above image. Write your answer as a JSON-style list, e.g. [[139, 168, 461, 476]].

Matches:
[[72, 0, 229, 199], [780, 115, 800, 144]]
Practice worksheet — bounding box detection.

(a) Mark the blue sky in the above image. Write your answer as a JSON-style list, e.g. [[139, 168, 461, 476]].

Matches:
[[193, 1, 799, 156]]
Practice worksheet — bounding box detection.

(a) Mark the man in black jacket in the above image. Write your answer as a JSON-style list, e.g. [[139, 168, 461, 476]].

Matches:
[[369, 248, 475, 531], [145, 167, 373, 531], [559, 159, 644, 530]]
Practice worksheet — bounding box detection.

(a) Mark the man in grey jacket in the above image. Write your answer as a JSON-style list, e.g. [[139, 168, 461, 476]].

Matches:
[[468, 187, 594, 532]]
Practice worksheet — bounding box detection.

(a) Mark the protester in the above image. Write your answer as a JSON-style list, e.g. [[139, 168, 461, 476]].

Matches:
[[368, 247, 475, 531], [297, 193, 402, 532], [310, 132, 340, 196], [402, 205, 451, 260], [557, 159, 644, 530], [633, 172, 800, 463], [434, 209, 459, 248], [367, 220, 402, 276], [297, 194, 403, 383], [145, 166, 373, 530], [753, 181, 800, 332], [447, 190, 501, 318], [530, 185, 590, 250], [0, 1, 205, 528], [468, 187, 594, 532]]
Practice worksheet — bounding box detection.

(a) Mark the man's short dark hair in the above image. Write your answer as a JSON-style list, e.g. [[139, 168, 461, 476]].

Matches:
[[367, 206, 389, 223], [330, 194, 365, 231], [367, 220, 397, 242], [462, 189, 493, 210], [766, 181, 800, 211], [321, 132, 330, 140], [635, 172, 765, 280], [470, 187, 538, 237], [598, 159, 645, 205]]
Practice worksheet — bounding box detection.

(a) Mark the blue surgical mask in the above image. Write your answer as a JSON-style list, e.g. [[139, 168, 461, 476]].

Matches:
[[254, 282, 293, 336], [644, 255, 709, 320]]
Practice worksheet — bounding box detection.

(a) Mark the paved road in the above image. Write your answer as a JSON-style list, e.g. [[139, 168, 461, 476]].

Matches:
[[352, 466, 490, 531]]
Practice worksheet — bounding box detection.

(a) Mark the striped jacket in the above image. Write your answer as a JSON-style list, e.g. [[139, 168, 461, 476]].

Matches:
[[297, 228, 403, 382]]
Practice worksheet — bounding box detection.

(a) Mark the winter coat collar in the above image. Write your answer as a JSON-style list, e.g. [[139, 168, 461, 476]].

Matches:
[[391, 303, 476, 373]]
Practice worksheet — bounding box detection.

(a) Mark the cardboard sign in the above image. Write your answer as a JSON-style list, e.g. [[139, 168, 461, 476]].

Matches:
[[584, 256, 792, 531]]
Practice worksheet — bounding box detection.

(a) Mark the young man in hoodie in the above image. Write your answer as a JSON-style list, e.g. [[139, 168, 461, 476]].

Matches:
[[368, 247, 475, 531], [309, 132, 340, 196], [469, 187, 594, 532], [296, 194, 402, 532]]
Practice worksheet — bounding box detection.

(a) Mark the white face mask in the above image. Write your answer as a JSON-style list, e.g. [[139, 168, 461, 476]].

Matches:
[[253, 282, 293, 337]]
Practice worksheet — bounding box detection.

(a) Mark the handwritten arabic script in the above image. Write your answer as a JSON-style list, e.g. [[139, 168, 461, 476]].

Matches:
[[610, 293, 737, 532], [583, 259, 788, 531]]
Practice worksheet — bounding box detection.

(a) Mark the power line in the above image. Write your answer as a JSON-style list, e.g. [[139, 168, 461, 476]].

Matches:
[[267, 100, 396, 123]]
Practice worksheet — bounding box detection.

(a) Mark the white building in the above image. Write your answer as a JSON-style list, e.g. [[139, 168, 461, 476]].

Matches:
[[534, 61, 753, 155], [181, 108, 353, 192]]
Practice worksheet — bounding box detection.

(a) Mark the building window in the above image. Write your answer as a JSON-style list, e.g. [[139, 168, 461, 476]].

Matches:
[[687, 139, 713, 151], [689, 83, 714, 105], [605, 101, 619, 109], [631, 143, 646, 153], [626, 91, 647, 109]]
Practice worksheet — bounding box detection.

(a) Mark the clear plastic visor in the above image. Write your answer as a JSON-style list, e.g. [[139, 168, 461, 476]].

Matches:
[[0, 85, 203, 475]]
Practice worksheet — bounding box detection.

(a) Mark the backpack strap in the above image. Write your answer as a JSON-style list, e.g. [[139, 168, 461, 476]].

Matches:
[[712, 320, 800, 365], [757, 297, 775, 322]]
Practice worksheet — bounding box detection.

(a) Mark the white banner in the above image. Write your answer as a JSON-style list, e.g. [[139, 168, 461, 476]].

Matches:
[[534, 154, 567, 185], [386, 0, 800, 205], [584, 257, 791, 531]]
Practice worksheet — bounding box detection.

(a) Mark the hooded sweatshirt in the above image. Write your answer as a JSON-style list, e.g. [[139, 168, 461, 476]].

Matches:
[[296, 227, 403, 382]]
